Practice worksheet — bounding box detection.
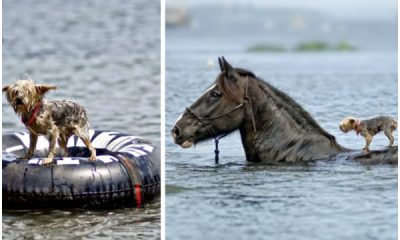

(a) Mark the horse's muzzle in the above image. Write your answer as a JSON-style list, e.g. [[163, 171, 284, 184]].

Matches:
[[171, 126, 194, 148], [172, 126, 180, 139]]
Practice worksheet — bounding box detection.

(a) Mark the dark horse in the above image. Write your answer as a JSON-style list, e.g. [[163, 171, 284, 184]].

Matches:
[[172, 57, 397, 164]]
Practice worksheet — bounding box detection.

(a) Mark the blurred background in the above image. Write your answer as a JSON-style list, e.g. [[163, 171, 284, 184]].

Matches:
[[166, 1, 397, 240], [2, 0, 160, 239], [166, 0, 396, 52]]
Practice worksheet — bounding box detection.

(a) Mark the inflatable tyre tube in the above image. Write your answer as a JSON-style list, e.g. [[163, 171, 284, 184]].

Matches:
[[2, 130, 160, 209]]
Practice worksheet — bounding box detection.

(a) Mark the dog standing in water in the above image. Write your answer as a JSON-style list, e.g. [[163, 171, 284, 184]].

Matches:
[[339, 116, 397, 151], [2, 78, 96, 165]]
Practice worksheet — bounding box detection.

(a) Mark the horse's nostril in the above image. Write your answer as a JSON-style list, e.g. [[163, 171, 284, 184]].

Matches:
[[172, 126, 180, 138]]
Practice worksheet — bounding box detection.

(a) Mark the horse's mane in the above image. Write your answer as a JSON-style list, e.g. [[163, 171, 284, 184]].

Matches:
[[216, 67, 337, 143], [260, 78, 337, 143]]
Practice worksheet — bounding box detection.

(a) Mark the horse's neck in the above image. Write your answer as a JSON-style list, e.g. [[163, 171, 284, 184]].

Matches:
[[239, 80, 342, 162]]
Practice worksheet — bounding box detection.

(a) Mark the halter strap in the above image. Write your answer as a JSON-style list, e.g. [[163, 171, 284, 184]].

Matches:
[[244, 76, 257, 132], [22, 103, 42, 127], [185, 107, 217, 137], [214, 134, 226, 164], [187, 103, 244, 121]]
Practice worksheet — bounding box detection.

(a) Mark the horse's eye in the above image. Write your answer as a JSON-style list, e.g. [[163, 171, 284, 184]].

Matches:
[[210, 90, 221, 98]]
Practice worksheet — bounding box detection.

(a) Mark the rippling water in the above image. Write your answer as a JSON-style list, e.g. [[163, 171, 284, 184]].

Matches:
[[166, 10, 397, 239], [3, 0, 160, 239], [3, 202, 160, 239]]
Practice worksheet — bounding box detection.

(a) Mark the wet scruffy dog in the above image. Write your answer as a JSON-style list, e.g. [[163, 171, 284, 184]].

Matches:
[[2, 78, 96, 165], [339, 116, 397, 151]]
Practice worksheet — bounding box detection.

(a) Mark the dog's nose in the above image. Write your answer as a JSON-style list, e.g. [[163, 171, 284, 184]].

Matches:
[[15, 98, 23, 105], [172, 126, 181, 139]]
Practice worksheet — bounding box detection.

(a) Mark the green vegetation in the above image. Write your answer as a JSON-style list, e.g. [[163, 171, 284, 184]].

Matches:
[[335, 41, 357, 51], [247, 41, 357, 53], [295, 41, 330, 51], [246, 44, 287, 53]]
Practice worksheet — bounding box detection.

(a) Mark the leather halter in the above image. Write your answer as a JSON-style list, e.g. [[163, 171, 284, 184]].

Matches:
[[185, 76, 257, 163]]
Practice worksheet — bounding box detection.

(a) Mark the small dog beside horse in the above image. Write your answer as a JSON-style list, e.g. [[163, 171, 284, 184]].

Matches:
[[340, 116, 397, 152]]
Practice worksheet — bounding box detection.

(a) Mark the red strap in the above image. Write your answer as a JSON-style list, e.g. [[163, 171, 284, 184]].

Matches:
[[134, 184, 142, 207], [22, 103, 42, 127], [355, 120, 363, 136]]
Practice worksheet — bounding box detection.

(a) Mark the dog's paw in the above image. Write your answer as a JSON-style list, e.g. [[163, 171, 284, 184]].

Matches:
[[42, 158, 54, 165]]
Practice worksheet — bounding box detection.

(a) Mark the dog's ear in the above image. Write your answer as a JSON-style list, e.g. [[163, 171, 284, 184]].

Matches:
[[2, 85, 9, 92], [35, 85, 57, 95]]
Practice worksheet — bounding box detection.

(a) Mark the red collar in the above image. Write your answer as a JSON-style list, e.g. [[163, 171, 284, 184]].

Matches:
[[22, 103, 42, 127], [355, 119, 363, 135]]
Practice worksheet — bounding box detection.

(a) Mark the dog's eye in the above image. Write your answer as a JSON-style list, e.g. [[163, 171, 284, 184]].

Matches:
[[210, 90, 221, 98], [13, 90, 18, 97]]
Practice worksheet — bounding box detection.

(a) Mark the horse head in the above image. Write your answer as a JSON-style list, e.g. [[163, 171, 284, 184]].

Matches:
[[172, 57, 256, 148]]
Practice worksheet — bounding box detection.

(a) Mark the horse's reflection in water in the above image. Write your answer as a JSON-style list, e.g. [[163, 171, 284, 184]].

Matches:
[[172, 57, 397, 164]]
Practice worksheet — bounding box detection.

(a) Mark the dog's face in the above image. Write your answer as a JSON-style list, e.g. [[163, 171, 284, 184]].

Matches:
[[339, 117, 356, 133], [2, 79, 56, 115]]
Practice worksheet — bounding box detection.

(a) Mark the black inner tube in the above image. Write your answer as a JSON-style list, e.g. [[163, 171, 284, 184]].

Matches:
[[2, 131, 161, 209]]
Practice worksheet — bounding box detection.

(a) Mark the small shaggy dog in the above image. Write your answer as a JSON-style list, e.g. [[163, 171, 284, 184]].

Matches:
[[3, 78, 96, 164], [339, 116, 397, 151]]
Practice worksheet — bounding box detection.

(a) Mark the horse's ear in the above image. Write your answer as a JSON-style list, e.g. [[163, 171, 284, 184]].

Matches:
[[218, 57, 224, 72], [221, 56, 233, 72]]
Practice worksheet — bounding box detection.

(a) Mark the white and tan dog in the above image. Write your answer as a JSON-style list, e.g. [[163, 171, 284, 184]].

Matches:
[[339, 116, 397, 151], [3, 78, 96, 164]]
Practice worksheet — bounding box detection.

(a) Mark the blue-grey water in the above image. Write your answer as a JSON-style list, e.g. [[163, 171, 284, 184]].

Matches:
[[3, 0, 160, 239], [166, 6, 397, 240]]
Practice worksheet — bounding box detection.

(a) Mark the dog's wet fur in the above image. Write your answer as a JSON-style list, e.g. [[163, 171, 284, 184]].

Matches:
[[3, 78, 96, 165], [340, 116, 397, 151]]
